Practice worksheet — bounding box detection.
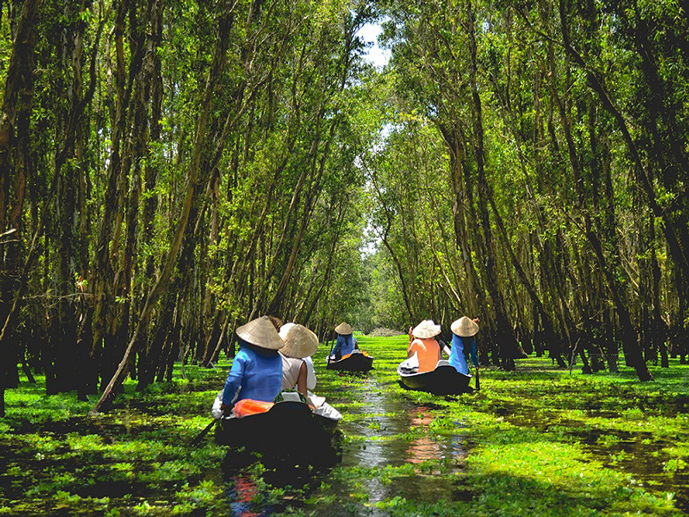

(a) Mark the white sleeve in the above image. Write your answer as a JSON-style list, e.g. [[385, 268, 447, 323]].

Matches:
[[211, 389, 224, 418], [304, 356, 317, 390]]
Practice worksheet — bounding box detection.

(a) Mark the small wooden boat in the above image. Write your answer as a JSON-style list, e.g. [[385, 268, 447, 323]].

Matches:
[[215, 398, 342, 465], [398, 359, 472, 395], [326, 351, 374, 372]]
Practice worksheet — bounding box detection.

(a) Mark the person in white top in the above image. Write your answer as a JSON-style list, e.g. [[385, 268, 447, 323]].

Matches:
[[279, 322, 341, 420], [279, 323, 319, 398]]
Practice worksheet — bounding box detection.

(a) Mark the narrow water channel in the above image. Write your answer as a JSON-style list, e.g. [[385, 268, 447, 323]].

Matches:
[[220, 374, 689, 516], [221, 375, 470, 516], [332, 377, 467, 515]]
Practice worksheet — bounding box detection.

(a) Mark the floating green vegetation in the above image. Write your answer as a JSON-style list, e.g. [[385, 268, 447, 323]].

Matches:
[[1, 334, 688, 515]]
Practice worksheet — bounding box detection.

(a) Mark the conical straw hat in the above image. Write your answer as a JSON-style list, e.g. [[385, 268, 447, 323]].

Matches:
[[278, 322, 295, 340], [334, 322, 353, 335], [236, 316, 284, 350], [451, 316, 479, 337], [280, 324, 319, 359], [412, 320, 441, 339]]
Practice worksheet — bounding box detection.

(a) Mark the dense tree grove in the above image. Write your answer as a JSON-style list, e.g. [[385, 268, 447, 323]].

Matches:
[[0, 0, 378, 415], [1, 0, 688, 415], [366, 0, 689, 376]]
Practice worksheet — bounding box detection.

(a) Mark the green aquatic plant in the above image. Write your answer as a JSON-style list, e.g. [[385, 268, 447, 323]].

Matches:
[[1, 336, 688, 516], [663, 458, 688, 475]]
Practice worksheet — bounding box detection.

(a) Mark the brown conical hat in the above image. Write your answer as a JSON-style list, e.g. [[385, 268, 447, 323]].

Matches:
[[451, 316, 479, 337], [412, 319, 441, 339], [280, 324, 319, 359], [334, 322, 353, 335], [236, 316, 284, 350]]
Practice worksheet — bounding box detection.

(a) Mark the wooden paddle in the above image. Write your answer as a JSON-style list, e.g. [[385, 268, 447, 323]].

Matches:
[[327, 338, 335, 363], [475, 362, 480, 391], [474, 341, 480, 391], [190, 413, 224, 447]]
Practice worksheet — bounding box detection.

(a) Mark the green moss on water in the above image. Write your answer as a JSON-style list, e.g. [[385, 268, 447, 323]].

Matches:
[[315, 335, 688, 516], [1, 335, 688, 515], [0, 367, 231, 516]]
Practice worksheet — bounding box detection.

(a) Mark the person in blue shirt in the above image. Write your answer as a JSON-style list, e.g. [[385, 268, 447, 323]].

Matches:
[[448, 316, 479, 375], [220, 316, 285, 413], [331, 322, 357, 360]]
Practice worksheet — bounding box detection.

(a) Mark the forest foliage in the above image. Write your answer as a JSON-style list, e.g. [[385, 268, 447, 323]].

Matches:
[[1, 0, 689, 414], [362, 0, 689, 378]]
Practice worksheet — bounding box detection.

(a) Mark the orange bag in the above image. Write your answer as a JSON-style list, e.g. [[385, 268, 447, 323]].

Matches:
[[233, 398, 273, 418], [341, 351, 368, 359]]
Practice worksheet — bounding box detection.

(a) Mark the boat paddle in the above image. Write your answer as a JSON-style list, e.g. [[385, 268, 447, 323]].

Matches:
[[475, 362, 480, 391], [474, 340, 480, 391], [327, 337, 335, 364], [190, 412, 224, 447]]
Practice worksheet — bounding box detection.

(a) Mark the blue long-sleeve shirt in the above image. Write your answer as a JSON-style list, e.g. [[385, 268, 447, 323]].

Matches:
[[332, 334, 355, 358], [448, 334, 478, 375], [222, 342, 283, 407]]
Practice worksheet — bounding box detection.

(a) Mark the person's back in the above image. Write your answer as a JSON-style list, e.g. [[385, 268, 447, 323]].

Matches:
[[278, 323, 319, 398], [223, 342, 283, 406], [449, 316, 479, 376], [448, 334, 469, 375], [332, 322, 355, 360], [280, 354, 305, 390], [303, 356, 317, 390], [335, 334, 355, 357], [408, 320, 443, 373], [409, 338, 441, 373]]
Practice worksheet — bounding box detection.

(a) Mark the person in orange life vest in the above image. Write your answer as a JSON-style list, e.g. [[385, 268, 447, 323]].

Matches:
[[408, 320, 443, 373], [278, 323, 319, 398], [220, 316, 285, 414]]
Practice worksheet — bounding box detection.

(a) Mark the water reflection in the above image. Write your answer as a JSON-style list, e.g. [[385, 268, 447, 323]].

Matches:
[[329, 381, 469, 515], [406, 405, 437, 466], [406, 406, 466, 471], [228, 474, 266, 517], [343, 378, 414, 469], [220, 378, 469, 516], [221, 439, 344, 515], [222, 452, 333, 516]]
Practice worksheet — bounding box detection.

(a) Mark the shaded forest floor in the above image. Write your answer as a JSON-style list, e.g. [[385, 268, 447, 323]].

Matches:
[[1, 335, 688, 515]]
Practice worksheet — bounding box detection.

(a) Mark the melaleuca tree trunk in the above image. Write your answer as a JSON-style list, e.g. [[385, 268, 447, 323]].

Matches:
[[555, 0, 652, 381], [91, 0, 236, 413], [91, 0, 142, 393], [45, 0, 86, 395], [466, 0, 522, 368], [0, 0, 42, 416]]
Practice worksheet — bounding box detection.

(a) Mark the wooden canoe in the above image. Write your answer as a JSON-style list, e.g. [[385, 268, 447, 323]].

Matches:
[[215, 400, 342, 464], [326, 351, 374, 372], [397, 360, 472, 395]]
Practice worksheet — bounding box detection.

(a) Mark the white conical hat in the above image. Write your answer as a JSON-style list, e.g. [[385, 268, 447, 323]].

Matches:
[[412, 320, 441, 339], [236, 316, 284, 350], [334, 322, 353, 335], [280, 324, 319, 359], [451, 316, 479, 337]]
